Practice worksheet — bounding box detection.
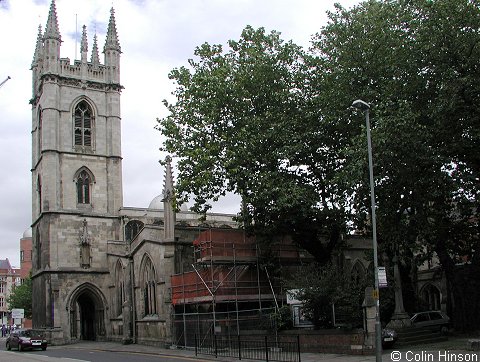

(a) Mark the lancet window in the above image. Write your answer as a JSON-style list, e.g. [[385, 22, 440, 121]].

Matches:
[[73, 100, 94, 148], [74, 167, 95, 206], [142, 256, 157, 316]]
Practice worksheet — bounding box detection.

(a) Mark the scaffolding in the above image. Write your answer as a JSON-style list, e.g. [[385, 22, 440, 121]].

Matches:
[[171, 229, 311, 347]]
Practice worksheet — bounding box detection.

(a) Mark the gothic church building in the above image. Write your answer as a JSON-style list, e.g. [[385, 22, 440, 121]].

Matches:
[[31, 0, 414, 349], [30, 1, 236, 346]]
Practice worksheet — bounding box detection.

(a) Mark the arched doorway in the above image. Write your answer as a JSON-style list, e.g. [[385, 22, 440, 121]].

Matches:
[[68, 283, 106, 341], [78, 293, 96, 340]]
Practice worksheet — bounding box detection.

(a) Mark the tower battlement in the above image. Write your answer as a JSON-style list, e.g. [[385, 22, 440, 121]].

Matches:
[[58, 58, 107, 82]]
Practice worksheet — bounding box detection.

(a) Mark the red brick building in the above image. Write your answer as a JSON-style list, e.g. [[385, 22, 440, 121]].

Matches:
[[19, 228, 32, 328], [0, 258, 20, 326]]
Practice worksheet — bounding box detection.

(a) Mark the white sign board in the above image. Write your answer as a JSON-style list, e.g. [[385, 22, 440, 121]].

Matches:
[[11, 309, 24, 319], [378, 267, 388, 288]]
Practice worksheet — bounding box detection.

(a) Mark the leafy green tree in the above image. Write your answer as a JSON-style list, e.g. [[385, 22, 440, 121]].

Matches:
[[312, 0, 480, 330], [7, 276, 32, 319], [158, 26, 350, 263], [287, 262, 366, 329], [158, 0, 479, 330]]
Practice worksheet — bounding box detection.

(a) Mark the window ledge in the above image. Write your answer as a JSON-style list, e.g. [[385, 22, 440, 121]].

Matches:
[[77, 203, 93, 210]]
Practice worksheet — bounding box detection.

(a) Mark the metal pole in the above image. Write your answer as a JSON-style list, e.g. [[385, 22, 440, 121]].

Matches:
[[195, 333, 198, 356], [365, 106, 382, 362], [238, 334, 242, 360], [265, 335, 269, 362], [352, 100, 382, 362], [0, 76, 11, 89], [191, 264, 217, 334]]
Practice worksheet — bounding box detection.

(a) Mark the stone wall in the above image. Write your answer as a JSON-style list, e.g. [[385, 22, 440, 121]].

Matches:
[[279, 329, 368, 355]]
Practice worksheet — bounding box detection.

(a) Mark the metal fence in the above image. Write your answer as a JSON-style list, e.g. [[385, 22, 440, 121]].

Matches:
[[172, 308, 278, 348], [195, 334, 301, 362]]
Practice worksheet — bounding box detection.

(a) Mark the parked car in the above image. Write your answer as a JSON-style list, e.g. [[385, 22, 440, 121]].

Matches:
[[382, 328, 398, 348], [5, 329, 48, 351], [410, 311, 450, 334]]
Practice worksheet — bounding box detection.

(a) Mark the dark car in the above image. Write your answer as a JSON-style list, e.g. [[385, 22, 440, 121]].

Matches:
[[6, 328, 48, 351], [382, 328, 398, 348], [410, 310, 450, 334]]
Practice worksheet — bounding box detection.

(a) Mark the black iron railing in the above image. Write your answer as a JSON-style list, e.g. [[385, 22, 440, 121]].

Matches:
[[195, 334, 301, 362]]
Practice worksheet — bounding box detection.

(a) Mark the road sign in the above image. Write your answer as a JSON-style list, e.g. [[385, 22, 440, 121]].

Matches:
[[11, 309, 24, 319]]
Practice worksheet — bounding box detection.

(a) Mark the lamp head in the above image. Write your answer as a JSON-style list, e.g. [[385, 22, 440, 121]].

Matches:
[[352, 99, 370, 111]]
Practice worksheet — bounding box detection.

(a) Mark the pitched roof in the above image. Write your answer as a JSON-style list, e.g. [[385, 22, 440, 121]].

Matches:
[[0, 258, 12, 272]]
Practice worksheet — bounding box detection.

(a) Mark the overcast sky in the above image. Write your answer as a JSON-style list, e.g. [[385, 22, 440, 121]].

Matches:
[[0, 0, 360, 267]]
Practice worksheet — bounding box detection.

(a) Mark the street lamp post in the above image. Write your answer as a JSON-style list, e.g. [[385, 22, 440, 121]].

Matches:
[[352, 99, 382, 362]]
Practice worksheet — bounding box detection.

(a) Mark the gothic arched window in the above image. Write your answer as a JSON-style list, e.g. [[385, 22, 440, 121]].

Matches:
[[73, 100, 94, 148], [37, 175, 42, 214], [37, 106, 42, 157], [351, 260, 366, 285], [74, 167, 95, 205], [421, 284, 441, 311], [125, 220, 144, 243], [35, 226, 41, 270], [141, 256, 157, 316], [77, 171, 90, 204]]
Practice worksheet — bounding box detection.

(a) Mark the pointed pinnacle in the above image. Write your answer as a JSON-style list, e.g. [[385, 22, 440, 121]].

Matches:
[[32, 24, 43, 65], [91, 34, 101, 65], [44, 0, 61, 41], [163, 156, 175, 199], [81, 25, 88, 53], [104, 7, 121, 52]]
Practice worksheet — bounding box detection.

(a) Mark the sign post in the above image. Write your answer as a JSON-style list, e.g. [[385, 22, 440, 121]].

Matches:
[[11, 309, 24, 328]]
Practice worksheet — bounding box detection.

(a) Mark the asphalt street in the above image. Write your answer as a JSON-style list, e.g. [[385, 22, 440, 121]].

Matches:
[[0, 335, 478, 362]]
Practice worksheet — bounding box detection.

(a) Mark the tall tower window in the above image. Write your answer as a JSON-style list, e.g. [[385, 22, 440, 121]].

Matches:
[[74, 167, 95, 205], [77, 170, 90, 204], [35, 226, 41, 270], [37, 175, 42, 214], [37, 106, 42, 157], [73, 100, 94, 148]]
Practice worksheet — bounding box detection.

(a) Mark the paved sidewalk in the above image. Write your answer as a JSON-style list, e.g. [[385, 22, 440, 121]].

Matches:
[[65, 340, 377, 362]]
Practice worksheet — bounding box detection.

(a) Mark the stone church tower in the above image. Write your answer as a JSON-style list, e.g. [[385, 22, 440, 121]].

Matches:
[[30, 1, 123, 342], [28, 0, 239, 348]]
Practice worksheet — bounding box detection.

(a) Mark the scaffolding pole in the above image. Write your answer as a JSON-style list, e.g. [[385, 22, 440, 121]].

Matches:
[[192, 263, 217, 334]]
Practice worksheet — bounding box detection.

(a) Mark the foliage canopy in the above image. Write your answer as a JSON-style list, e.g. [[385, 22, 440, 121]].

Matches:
[[7, 277, 32, 319], [158, 0, 480, 329]]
